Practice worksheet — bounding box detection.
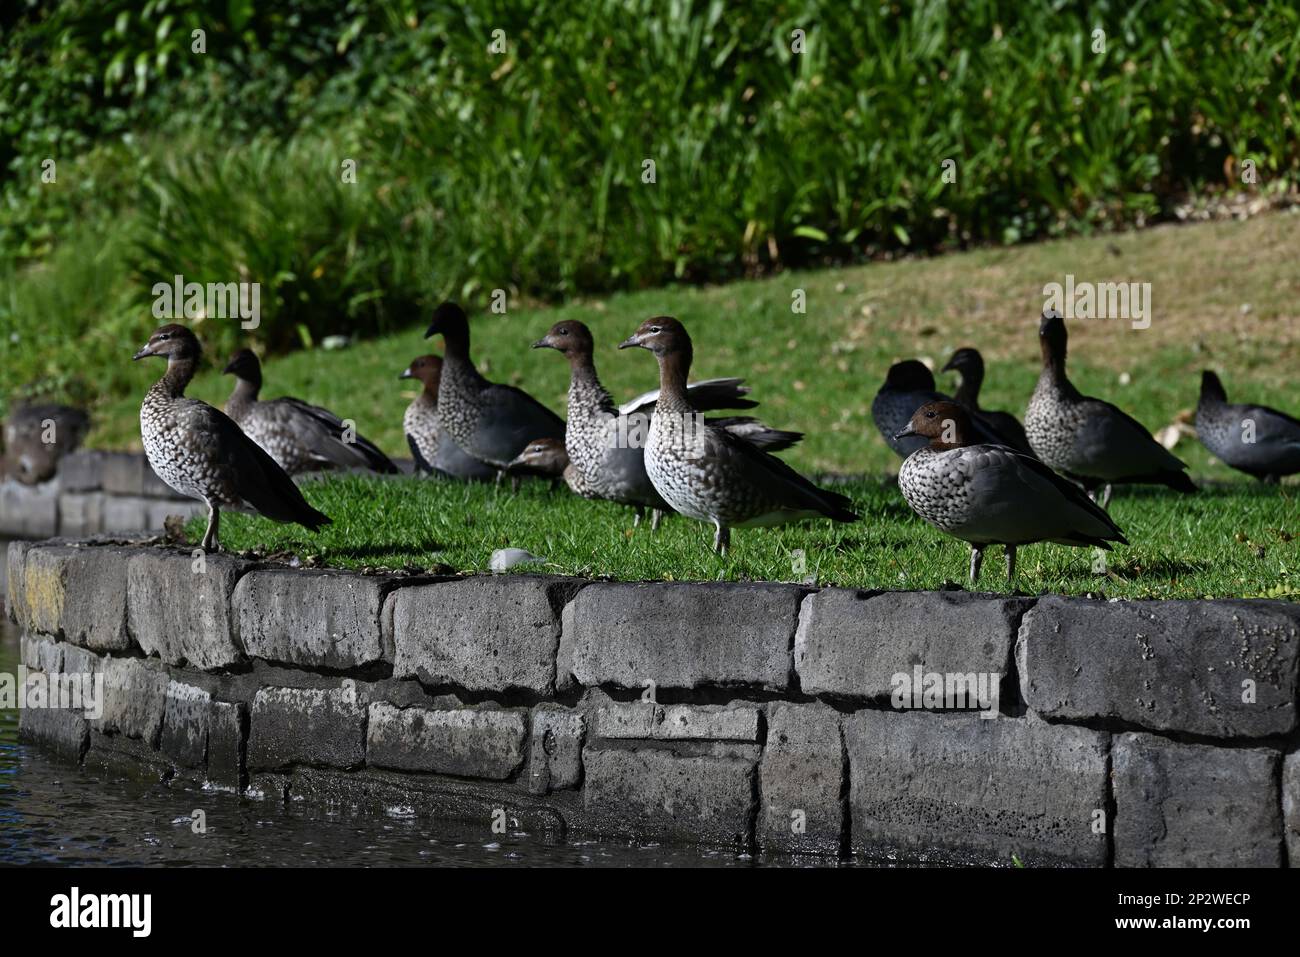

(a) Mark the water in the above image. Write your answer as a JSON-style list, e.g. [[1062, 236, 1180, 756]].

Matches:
[[0, 614, 839, 868]]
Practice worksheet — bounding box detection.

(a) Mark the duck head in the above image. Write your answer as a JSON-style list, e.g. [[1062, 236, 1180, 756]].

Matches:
[[400, 354, 443, 390], [1199, 370, 1228, 405], [532, 320, 595, 358], [221, 348, 262, 382], [618, 316, 691, 358], [941, 347, 983, 376], [506, 436, 569, 477], [894, 400, 973, 450], [133, 324, 201, 362], [882, 359, 935, 392], [1039, 309, 1068, 365], [424, 301, 471, 355]]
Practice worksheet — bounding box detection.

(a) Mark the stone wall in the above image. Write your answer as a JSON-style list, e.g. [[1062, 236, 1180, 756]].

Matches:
[[7, 539, 1299, 866], [0, 451, 203, 540]]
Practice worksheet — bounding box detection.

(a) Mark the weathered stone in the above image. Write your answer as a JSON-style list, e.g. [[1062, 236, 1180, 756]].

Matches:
[[595, 702, 761, 741], [562, 581, 802, 692], [160, 680, 211, 769], [99, 656, 169, 746], [582, 747, 756, 846], [59, 450, 104, 492], [1018, 596, 1300, 739], [13, 546, 68, 636], [15, 545, 133, 652], [101, 452, 173, 497], [760, 702, 844, 856], [5, 540, 30, 624], [248, 684, 367, 770], [844, 710, 1109, 866], [58, 492, 105, 537], [795, 588, 1026, 700], [0, 477, 59, 537], [366, 702, 526, 779], [18, 706, 89, 761], [126, 549, 247, 670], [235, 568, 389, 669], [1113, 733, 1282, 867], [1285, 752, 1300, 866], [391, 576, 582, 694], [208, 700, 246, 790], [20, 634, 62, 674], [101, 495, 151, 533], [527, 706, 585, 794]]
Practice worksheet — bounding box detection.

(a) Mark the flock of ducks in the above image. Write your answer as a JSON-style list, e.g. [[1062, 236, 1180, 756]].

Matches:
[[130, 304, 1300, 583]]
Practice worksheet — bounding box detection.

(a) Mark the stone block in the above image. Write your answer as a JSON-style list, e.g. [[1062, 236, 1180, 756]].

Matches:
[[366, 702, 526, 779]]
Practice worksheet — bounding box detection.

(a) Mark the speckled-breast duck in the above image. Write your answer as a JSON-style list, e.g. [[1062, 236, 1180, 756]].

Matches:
[[135, 325, 330, 551], [620, 316, 857, 554], [532, 319, 800, 529], [897, 400, 1127, 583], [223, 349, 397, 475], [399, 354, 497, 481], [1025, 311, 1195, 506], [1195, 370, 1300, 483], [423, 302, 565, 477]]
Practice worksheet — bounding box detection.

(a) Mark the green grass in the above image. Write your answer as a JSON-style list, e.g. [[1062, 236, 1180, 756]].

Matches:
[[194, 473, 1299, 600]]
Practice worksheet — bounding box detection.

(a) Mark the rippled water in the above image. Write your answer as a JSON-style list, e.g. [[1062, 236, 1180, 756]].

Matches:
[[0, 614, 837, 868]]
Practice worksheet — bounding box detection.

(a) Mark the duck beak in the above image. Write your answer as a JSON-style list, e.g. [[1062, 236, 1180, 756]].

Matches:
[[617, 332, 643, 350], [132, 344, 153, 361], [940, 356, 958, 374], [398, 367, 414, 379], [423, 321, 441, 339], [893, 424, 917, 440], [531, 336, 553, 350], [221, 358, 238, 374]]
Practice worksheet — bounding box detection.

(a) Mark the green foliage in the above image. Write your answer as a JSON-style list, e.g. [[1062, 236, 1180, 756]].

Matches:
[[2, 0, 1299, 411]]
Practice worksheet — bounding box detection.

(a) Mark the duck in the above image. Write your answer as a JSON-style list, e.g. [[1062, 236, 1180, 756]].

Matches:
[[423, 302, 566, 477], [505, 436, 575, 487], [873, 360, 943, 457], [223, 348, 397, 475], [134, 325, 330, 551], [941, 347, 1035, 455], [532, 319, 801, 529], [1195, 370, 1300, 483], [897, 401, 1127, 583], [1024, 311, 1195, 506], [399, 354, 498, 481], [619, 316, 858, 554], [2, 402, 90, 485], [872, 359, 1012, 458]]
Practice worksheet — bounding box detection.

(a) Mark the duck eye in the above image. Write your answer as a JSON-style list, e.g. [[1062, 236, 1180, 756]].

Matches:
[[924, 410, 936, 418], [649, 325, 662, 334]]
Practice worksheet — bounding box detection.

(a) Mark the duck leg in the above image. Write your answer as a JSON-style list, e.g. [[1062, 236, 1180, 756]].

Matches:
[[1005, 544, 1017, 585], [200, 500, 221, 552], [713, 523, 731, 556], [1099, 484, 1112, 510], [633, 506, 644, 528], [651, 509, 663, 531], [968, 544, 984, 584]]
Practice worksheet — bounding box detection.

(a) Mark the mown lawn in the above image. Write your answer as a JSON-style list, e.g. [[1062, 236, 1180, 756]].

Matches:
[[194, 473, 1299, 601]]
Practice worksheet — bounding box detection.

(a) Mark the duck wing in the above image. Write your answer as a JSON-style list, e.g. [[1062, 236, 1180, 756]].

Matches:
[[620, 377, 757, 416], [268, 397, 398, 473]]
